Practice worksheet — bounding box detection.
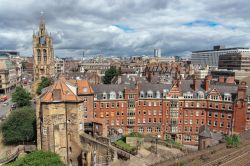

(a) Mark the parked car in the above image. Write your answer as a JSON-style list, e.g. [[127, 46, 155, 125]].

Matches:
[[3, 102, 9, 106], [11, 104, 16, 110], [0, 96, 8, 102]]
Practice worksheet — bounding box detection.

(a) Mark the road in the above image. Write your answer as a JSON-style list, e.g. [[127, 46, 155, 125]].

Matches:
[[0, 94, 13, 120], [0, 84, 34, 121]]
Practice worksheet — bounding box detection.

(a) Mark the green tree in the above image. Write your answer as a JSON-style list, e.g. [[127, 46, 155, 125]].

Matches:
[[7, 150, 65, 166], [36, 77, 50, 95], [1, 106, 36, 145], [103, 66, 119, 84], [12, 86, 32, 107], [226, 134, 240, 148]]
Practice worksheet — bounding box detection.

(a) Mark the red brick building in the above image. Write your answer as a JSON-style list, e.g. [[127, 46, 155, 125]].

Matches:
[[92, 76, 250, 146]]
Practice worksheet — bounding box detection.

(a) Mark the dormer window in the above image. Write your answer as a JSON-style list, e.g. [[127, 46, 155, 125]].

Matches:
[[171, 95, 178, 98], [156, 91, 161, 98], [210, 95, 219, 101], [110, 91, 116, 100], [118, 91, 123, 99], [224, 93, 231, 101], [197, 91, 204, 99], [83, 87, 88, 93], [163, 89, 169, 98], [183, 92, 193, 99], [147, 90, 153, 98], [140, 91, 145, 98], [103, 92, 107, 100]]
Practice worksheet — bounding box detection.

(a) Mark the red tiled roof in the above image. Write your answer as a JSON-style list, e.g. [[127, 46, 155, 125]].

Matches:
[[69, 80, 94, 95], [41, 78, 81, 102]]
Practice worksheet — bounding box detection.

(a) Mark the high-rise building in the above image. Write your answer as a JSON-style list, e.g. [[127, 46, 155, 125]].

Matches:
[[33, 15, 54, 80], [191, 45, 250, 67], [154, 48, 161, 57]]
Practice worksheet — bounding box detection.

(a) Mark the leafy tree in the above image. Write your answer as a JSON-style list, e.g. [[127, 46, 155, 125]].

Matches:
[[12, 86, 32, 107], [7, 150, 65, 166], [226, 134, 240, 148], [128, 132, 143, 138], [1, 106, 36, 145], [36, 77, 50, 95], [103, 66, 119, 84]]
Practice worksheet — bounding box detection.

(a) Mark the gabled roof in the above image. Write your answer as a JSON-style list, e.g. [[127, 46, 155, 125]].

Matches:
[[41, 78, 81, 102], [199, 125, 212, 138], [69, 80, 94, 95]]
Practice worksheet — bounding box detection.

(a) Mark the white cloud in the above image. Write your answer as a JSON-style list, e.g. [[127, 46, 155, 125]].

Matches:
[[0, 0, 250, 57]]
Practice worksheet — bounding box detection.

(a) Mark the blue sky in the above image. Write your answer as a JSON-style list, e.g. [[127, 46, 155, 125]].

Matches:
[[183, 20, 221, 27], [113, 24, 134, 32]]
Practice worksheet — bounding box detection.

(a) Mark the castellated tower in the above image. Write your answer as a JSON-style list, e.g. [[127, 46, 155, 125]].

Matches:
[[33, 15, 54, 80]]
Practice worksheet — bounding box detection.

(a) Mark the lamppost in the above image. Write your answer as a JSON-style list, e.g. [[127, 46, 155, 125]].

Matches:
[[155, 135, 161, 154]]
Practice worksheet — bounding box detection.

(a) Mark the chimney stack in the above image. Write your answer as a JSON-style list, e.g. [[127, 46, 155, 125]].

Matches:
[[218, 76, 224, 84], [237, 81, 248, 100], [193, 75, 198, 91], [205, 75, 212, 91]]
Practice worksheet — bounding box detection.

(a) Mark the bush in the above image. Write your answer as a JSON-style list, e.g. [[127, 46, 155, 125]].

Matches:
[[36, 77, 50, 95], [128, 132, 143, 138], [1, 106, 36, 145], [7, 150, 65, 166], [226, 134, 240, 148], [12, 86, 32, 107]]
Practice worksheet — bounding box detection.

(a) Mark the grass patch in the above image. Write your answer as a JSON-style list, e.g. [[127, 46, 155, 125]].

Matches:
[[114, 140, 136, 152], [166, 138, 183, 148]]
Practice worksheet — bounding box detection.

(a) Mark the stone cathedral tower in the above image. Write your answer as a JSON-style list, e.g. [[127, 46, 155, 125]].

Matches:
[[33, 15, 54, 80]]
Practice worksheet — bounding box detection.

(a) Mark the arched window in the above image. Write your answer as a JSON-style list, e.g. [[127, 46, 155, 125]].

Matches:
[[140, 91, 144, 98], [118, 91, 123, 99], [156, 91, 161, 98], [43, 49, 47, 63], [103, 92, 107, 100], [147, 90, 153, 98], [37, 49, 41, 62], [197, 91, 204, 99], [163, 89, 169, 97], [224, 93, 231, 101], [110, 91, 116, 99], [183, 91, 193, 99]]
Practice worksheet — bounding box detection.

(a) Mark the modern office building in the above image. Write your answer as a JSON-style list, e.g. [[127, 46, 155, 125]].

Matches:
[[154, 48, 161, 58], [218, 51, 250, 71], [191, 45, 250, 67], [54, 57, 65, 75], [0, 50, 20, 57]]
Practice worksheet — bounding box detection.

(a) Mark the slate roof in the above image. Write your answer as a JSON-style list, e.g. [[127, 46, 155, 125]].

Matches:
[[92, 79, 243, 99], [199, 125, 212, 138]]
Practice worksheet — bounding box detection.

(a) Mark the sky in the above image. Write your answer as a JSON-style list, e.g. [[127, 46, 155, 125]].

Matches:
[[0, 0, 250, 58]]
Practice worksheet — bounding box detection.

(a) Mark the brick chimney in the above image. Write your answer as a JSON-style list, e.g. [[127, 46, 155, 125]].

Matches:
[[177, 79, 180, 87], [193, 74, 198, 91], [237, 81, 248, 100], [205, 75, 212, 91], [218, 76, 224, 83]]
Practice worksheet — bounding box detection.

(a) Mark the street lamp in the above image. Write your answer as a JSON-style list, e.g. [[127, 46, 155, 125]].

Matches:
[[155, 135, 161, 154]]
